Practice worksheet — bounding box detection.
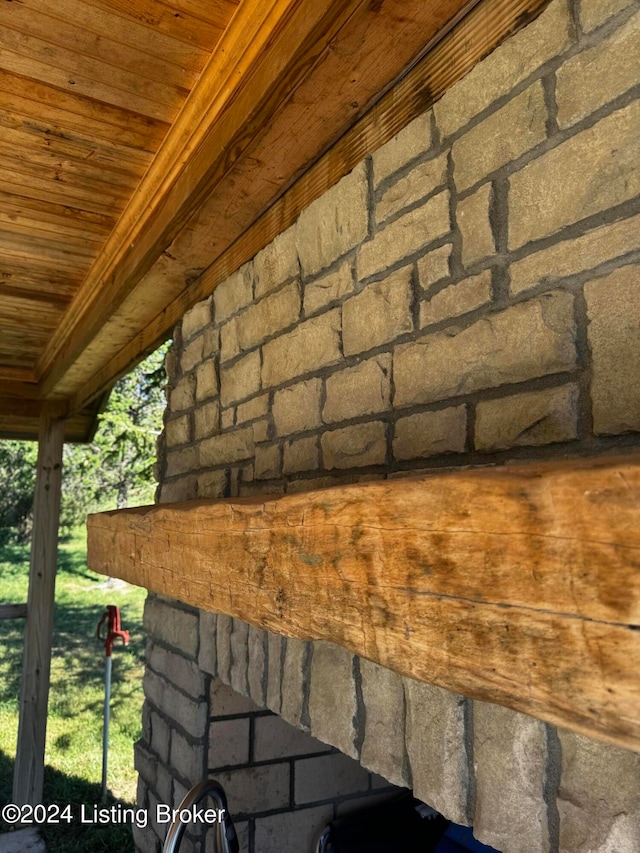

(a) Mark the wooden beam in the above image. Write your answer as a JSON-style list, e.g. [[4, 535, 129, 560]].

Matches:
[[66, 0, 552, 412], [13, 417, 64, 806], [0, 604, 28, 620], [87, 454, 640, 751]]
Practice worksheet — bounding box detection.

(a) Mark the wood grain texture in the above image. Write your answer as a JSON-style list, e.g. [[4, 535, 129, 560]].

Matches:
[[87, 455, 640, 751], [13, 417, 64, 806], [0, 604, 28, 620]]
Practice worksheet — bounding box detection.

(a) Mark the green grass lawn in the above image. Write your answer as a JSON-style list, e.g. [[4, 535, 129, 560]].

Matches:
[[0, 530, 147, 851]]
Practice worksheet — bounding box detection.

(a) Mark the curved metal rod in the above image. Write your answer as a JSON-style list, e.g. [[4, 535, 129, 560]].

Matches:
[[162, 778, 238, 853]]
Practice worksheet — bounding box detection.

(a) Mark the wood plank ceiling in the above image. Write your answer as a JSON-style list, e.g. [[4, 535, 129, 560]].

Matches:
[[0, 0, 550, 441]]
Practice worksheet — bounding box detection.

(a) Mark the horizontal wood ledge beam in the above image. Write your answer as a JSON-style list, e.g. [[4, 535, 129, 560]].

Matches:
[[87, 454, 640, 751]]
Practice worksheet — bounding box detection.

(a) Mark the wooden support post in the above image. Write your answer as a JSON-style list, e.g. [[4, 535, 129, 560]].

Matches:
[[13, 417, 64, 806]]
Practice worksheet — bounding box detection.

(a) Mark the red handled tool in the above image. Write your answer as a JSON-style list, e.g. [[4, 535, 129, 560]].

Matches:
[[97, 605, 129, 801]]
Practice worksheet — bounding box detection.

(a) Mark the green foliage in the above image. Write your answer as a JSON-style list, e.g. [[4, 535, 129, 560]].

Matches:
[[0, 345, 168, 539]]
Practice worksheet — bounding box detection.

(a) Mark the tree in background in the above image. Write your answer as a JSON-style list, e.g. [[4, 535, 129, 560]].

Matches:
[[0, 345, 168, 541]]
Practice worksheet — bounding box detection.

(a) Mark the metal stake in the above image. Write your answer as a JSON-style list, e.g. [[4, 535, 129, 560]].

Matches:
[[96, 605, 129, 802]]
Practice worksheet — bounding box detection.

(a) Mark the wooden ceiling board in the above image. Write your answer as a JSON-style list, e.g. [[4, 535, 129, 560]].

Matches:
[[0, 193, 116, 240]]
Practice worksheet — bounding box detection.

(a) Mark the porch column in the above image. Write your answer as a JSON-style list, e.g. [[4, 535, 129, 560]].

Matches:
[[13, 417, 65, 806]]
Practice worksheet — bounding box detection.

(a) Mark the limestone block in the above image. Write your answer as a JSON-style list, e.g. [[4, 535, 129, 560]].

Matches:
[[170, 729, 205, 786], [215, 764, 290, 814], [220, 318, 240, 363], [433, 0, 572, 137], [254, 716, 330, 762], [254, 805, 334, 853], [210, 679, 260, 716], [150, 712, 171, 764], [579, 0, 634, 31], [321, 422, 386, 470], [198, 610, 218, 677], [404, 678, 470, 824], [213, 263, 253, 323], [266, 632, 284, 714], [165, 414, 190, 448], [159, 475, 197, 503], [147, 644, 205, 699], [254, 443, 281, 480], [377, 152, 448, 223], [282, 436, 319, 475], [220, 407, 235, 429], [220, 351, 261, 406], [180, 335, 204, 372], [303, 261, 354, 316], [236, 281, 300, 352], [170, 374, 195, 411], [199, 427, 254, 467], [143, 597, 198, 658], [323, 354, 391, 423], [557, 10, 640, 128], [417, 244, 452, 290], [182, 297, 212, 341], [280, 637, 308, 727], [143, 671, 208, 739], [273, 378, 322, 436], [457, 184, 495, 267], [358, 192, 451, 280], [372, 111, 433, 186], [473, 702, 549, 853], [359, 659, 410, 787], [452, 82, 547, 191], [419, 271, 492, 328], [393, 406, 467, 461], [194, 400, 219, 440], [236, 393, 269, 424], [295, 753, 369, 803], [247, 624, 267, 706], [195, 469, 227, 499], [394, 292, 576, 406], [165, 446, 197, 478], [229, 618, 249, 696], [134, 740, 158, 789], [254, 226, 298, 297], [343, 266, 413, 356], [252, 419, 269, 443], [208, 717, 251, 769], [309, 641, 358, 757], [296, 164, 369, 277], [216, 614, 233, 683], [585, 264, 640, 434], [509, 99, 640, 249], [475, 384, 578, 451], [262, 310, 341, 387], [557, 729, 640, 853]]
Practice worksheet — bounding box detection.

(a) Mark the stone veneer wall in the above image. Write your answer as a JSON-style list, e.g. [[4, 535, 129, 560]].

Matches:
[[134, 0, 640, 851]]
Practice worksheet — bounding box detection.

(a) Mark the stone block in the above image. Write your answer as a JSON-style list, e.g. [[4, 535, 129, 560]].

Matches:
[[457, 183, 495, 266], [215, 764, 290, 815], [417, 243, 452, 290], [170, 729, 205, 786], [433, 0, 572, 137], [159, 475, 197, 503], [280, 637, 308, 727], [452, 82, 547, 192], [220, 351, 261, 406], [252, 419, 269, 443], [266, 632, 284, 714], [134, 740, 157, 788], [295, 753, 370, 804], [509, 99, 640, 249], [182, 297, 212, 340], [557, 729, 640, 853], [196, 469, 227, 499], [165, 446, 197, 478], [143, 670, 208, 738], [207, 822, 249, 853], [254, 443, 281, 480], [155, 762, 173, 808], [150, 711, 171, 764], [236, 282, 300, 352], [343, 266, 413, 355], [282, 435, 319, 475], [199, 427, 254, 467], [273, 377, 322, 436], [262, 310, 341, 387], [393, 406, 467, 461], [236, 393, 269, 424], [254, 715, 330, 762], [394, 292, 576, 406], [510, 212, 640, 295], [196, 358, 218, 403], [229, 618, 249, 696], [210, 678, 261, 716], [165, 414, 190, 448], [213, 263, 253, 323], [220, 319, 240, 363], [194, 400, 219, 440], [247, 624, 267, 706], [404, 678, 469, 824], [585, 264, 640, 434], [359, 659, 410, 787], [304, 261, 354, 316], [132, 821, 161, 853], [419, 271, 492, 328], [180, 335, 204, 372], [321, 422, 387, 470], [198, 610, 217, 676], [143, 598, 198, 658], [372, 111, 433, 186], [208, 717, 251, 769], [308, 641, 357, 757], [216, 614, 232, 683], [220, 407, 235, 429], [556, 10, 640, 128], [323, 355, 391, 423], [358, 192, 451, 280], [377, 152, 448, 223], [148, 643, 206, 699], [579, 0, 634, 31], [255, 804, 334, 853], [473, 702, 549, 853], [475, 384, 578, 451], [254, 226, 299, 297], [170, 375, 195, 411], [296, 163, 369, 277]]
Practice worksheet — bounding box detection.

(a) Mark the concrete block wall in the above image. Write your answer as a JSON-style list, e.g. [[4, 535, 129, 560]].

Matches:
[[138, 1, 640, 851]]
